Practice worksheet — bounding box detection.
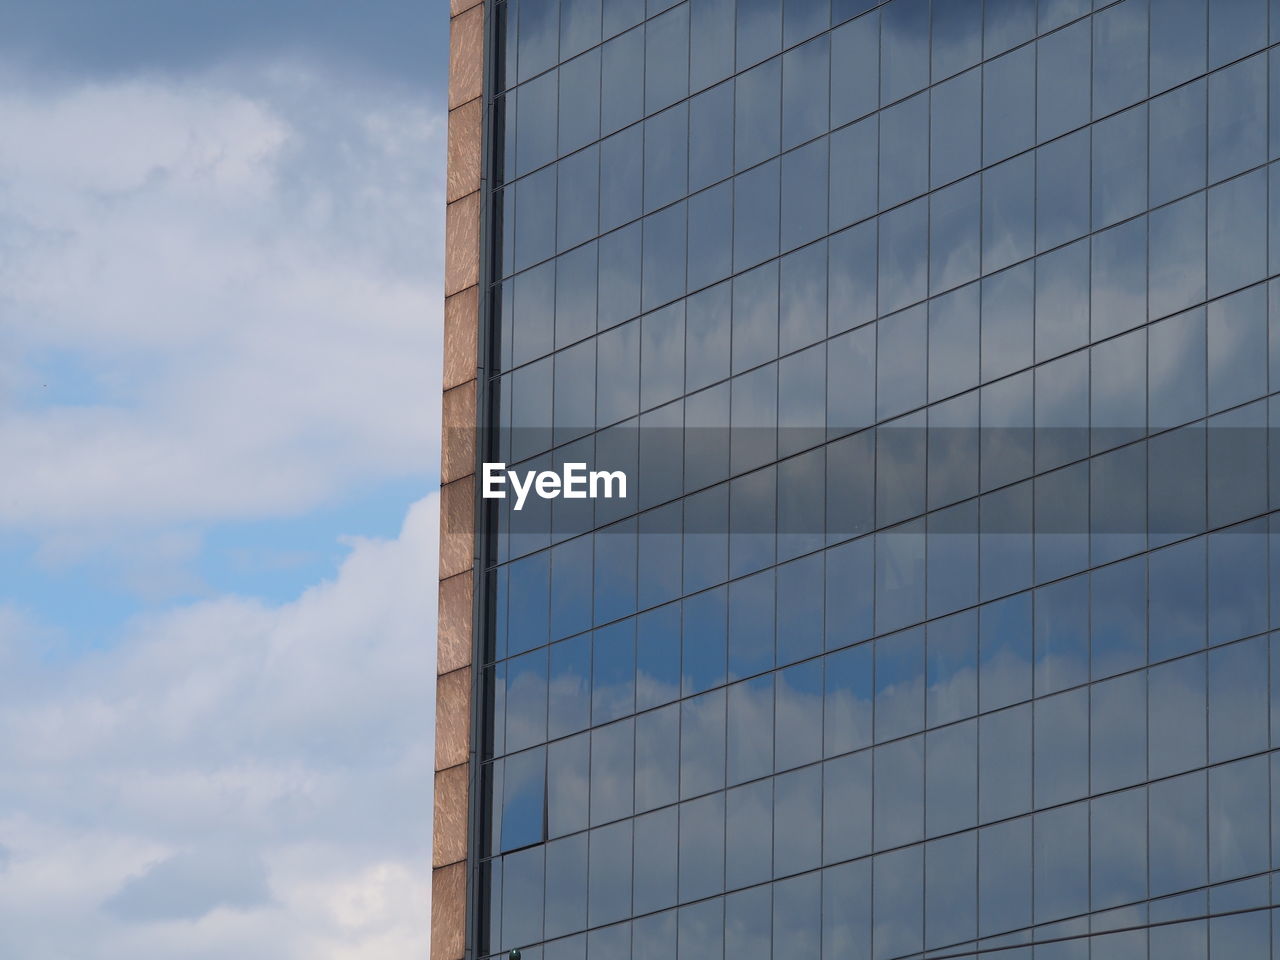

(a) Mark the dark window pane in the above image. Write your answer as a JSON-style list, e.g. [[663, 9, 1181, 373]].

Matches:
[[517, 73, 558, 172], [927, 720, 978, 835], [724, 887, 770, 960], [561, 0, 602, 58], [982, 154, 1034, 274], [603, 0, 644, 37], [1034, 688, 1089, 806], [1092, 105, 1147, 229], [592, 621, 635, 723], [877, 304, 926, 420], [1209, 0, 1267, 66], [984, 0, 1035, 54], [929, 175, 981, 294], [828, 221, 877, 333], [689, 82, 734, 191], [1150, 771, 1208, 896], [782, 35, 830, 150], [1037, 131, 1091, 252], [685, 282, 731, 392], [925, 832, 978, 948], [690, 0, 734, 90], [501, 747, 547, 851], [645, 5, 689, 113], [1208, 521, 1268, 646], [1091, 217, 1148, 340], [679, 690, 726, 800], [1151, 0, 1207, 92], [635, 703, 680, 810], [600, 126, 642, 232], [928, 283, 980, 400], [979, 592, 1032, 711], [830, 118, 878, 229], [1208, 168, 1267, 298], [980, 817, 1032, 936], [931, 0, 981, 79], [781, 139, 829, 251], [874, 625, 925, 741], [1150, 80, 1208, 206], [979, 704, 1031, 823], [1207, 284, 1267, 413], [733, 161, 781, 272], [873, 735, 924, 849], [598, 223, 641, 328], [1090, 787, 1148, 909], [735, 58, 782, 172], [642, 202, 687, 310], [681, 583, 727, 694], [547, 834, 591, 942], [879, 93, 929, 208], [687, 183, 733, 291], [548, 732, 591, 837], [725, 780, 772, 887], [1093, 0, 1149, 118], [558, 51, 601, 155], [880, 0, 929, 103], [601, 28, 644, 134], [1091, 557, 1147, 678], [876, 520, 926, 634], [1037, 20, 1091, 141], [502, 846, 546, 949], [1208, 756, 1270, 881], [1034, 802, 1089, 922], [549, 634, 591, 738], [1150, 538, 1208, 661], [983, 46, 1035, 164], [772, 872, 821, 954], [727, 572, 775, 681], [737, 0, 782, 67], [872, 847, 923, 959], [824, 641, 874, 756], [1090, 673, 1148, 792], [588, 821, 632, 925], [641, 302, 686, 411], [1149, 654, 1208, 778], [643, 105, 688, 215], [1149, 194, 1207, 320], [1208, 53, 1267, 182], [878, 198, 928, 314], [780, 241, 828, 353], [632, 814, 680, 916], [823, 751, 872, 861], [1035, 239, 1090, 361], [930, 68, 981, 187], [775, 553, 822, 661], [589, 718, 634, 825], [784, 0, 829, 45], [1208, 635, 1269, 762], [830, 12, 880, 125], [773, 766, 822, 876], [981, 262, 1034, 382]]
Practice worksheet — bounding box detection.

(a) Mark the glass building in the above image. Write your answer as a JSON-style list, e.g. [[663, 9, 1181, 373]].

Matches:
[[435, 0, 1280, 957]]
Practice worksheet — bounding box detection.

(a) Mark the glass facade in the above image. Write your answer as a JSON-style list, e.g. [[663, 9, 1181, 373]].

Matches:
[[473, 0, 1280, 956]]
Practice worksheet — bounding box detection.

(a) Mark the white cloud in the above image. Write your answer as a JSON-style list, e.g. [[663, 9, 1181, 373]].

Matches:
[[0, 68, 445, 547], [0, 493, 438, 959]]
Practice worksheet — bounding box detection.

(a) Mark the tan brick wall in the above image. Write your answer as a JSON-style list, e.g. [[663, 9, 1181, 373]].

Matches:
[[434, 0, 483, 955]]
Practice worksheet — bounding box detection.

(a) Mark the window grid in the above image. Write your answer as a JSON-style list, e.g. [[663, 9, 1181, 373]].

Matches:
[[476, 0, 1280, 956]]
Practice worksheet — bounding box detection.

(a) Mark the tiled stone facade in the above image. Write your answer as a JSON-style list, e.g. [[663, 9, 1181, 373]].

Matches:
[[434, 0, 483, 955]]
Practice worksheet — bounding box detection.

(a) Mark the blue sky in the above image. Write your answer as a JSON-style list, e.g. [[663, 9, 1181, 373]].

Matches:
[[0, 1, 448, 955]]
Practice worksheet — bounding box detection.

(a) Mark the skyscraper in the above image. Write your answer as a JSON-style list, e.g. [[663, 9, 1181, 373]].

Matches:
[[436, 0, 1280, 958]]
